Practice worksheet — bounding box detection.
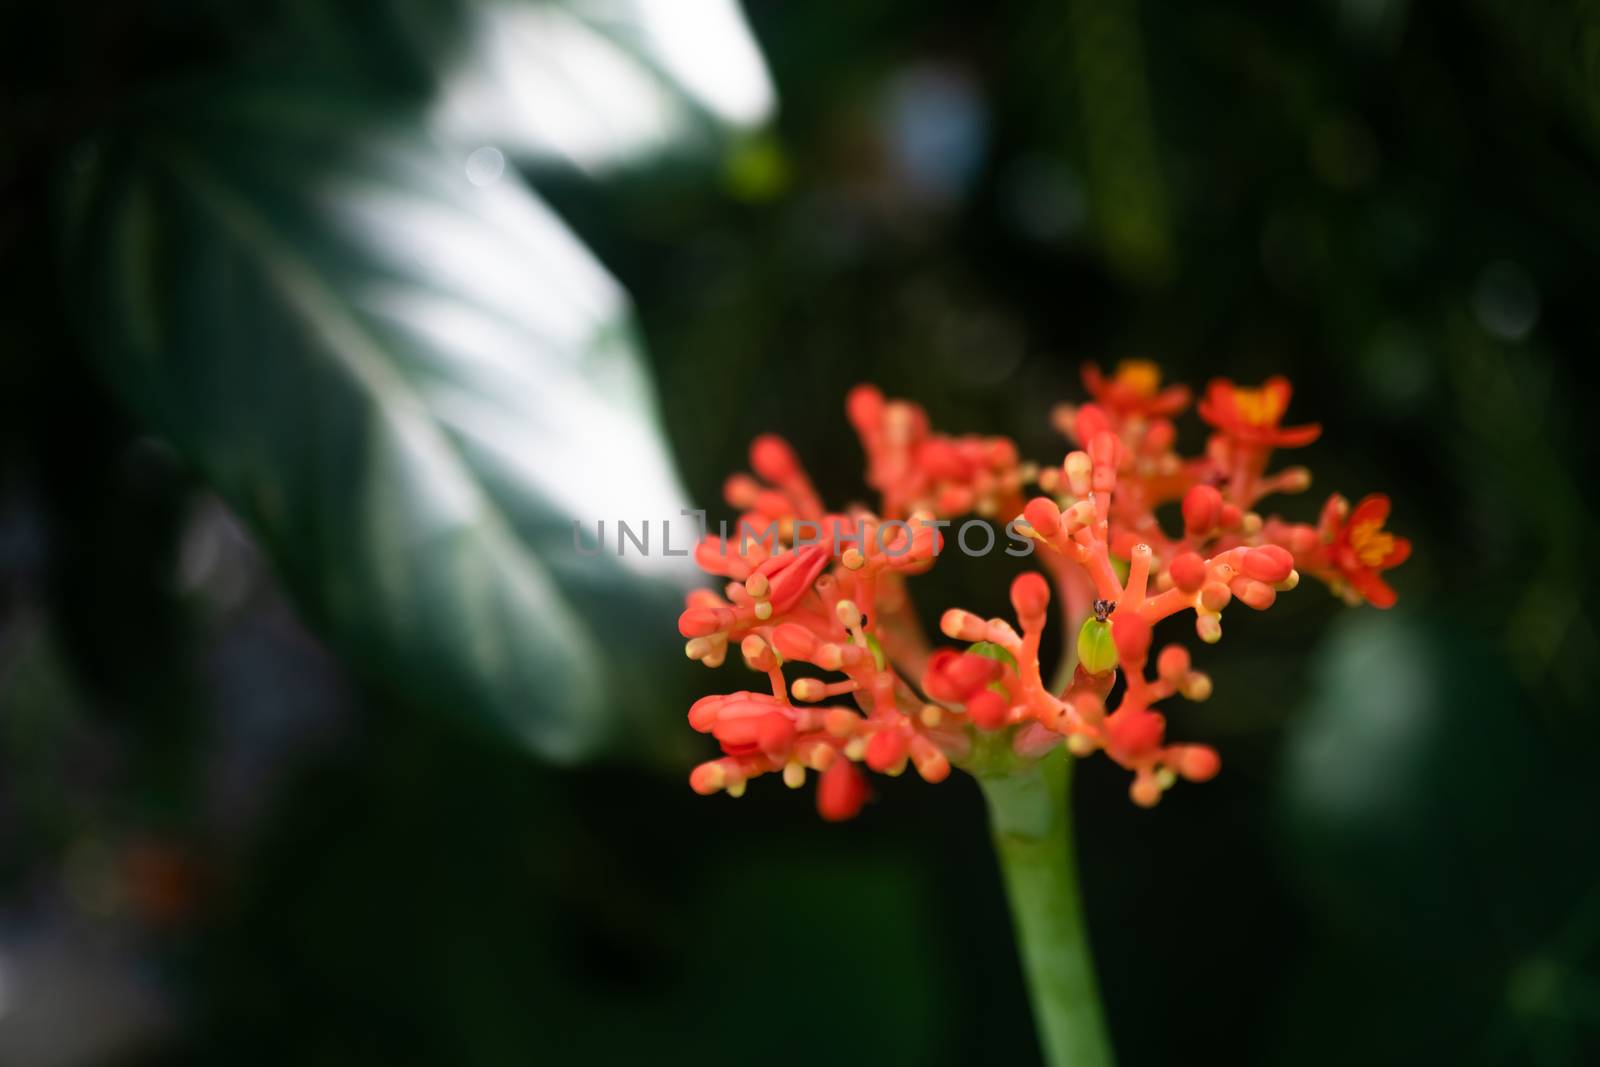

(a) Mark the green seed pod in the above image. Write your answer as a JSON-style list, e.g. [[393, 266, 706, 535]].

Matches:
[[966, 640, 1018, 672], [1077, 617, 1118, 675]]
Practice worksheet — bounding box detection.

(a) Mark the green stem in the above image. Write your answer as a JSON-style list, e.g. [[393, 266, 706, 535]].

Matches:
[[978, 748, 1115, 1067]]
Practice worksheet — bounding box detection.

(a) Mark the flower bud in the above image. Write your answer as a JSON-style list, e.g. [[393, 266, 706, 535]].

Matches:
[[1243, 545, 1295, 584], [687, 694, 724, 732], [1144, 419, 1176, 453], [790, 678, 826, 702], [1199, 581, 1232, 613], [1169, 552, 1207, 593], [845, 384, 884, 434], [1023, 496, 1061, 537], [689, 761, 727, 795], [1106, 708, 1165, 760], [824, 707, 859, 736], [1175, 745, 1221, 781], [1010, 572, 1051, 624], [1156, 644, 1190, 682], [741, 634, 778, 671], [678, 607, 725, 638], [1230, 577, 1276, 611], [909, 735, 951, 783], [1130, 774, 1162, 808], [1074, 404, 1112, 446], [966, 690, 1009, 730], [758, 714, 796, 758], [1064, 451, 1092, 496], [817, 759, 868, 821], [922, 649, 1002, 702], [1180, 671, 1213, 701], [750, 434, 800, 483], [865, 729, 909, 772], [1182, 484, 1222, 535], [940, 608, 989, 642], [771, 622, 817, 661]]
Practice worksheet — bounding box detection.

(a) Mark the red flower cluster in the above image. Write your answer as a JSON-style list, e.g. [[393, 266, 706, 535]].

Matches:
[[678, 363, 1409, 817]]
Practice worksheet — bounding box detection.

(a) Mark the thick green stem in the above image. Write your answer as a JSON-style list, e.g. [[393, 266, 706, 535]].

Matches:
[[978, 748, 1115, 1067]]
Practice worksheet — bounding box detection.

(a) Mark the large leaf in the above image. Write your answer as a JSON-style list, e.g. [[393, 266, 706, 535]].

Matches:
[[430, 0, 777, 172], [63, 79, 698, 759], [248, 0, 777, 173]]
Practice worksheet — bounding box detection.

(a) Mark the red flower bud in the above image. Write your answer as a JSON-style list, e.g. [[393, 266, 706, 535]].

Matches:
[[758, 714, 797, 758], [817, 759, 868, 821], [966, 690, 1009, 730], [771, 622, 818, 661], [845, 384, 885, 434], [923, 649, 1002, 702], [1169, 552, 1208, 593], [1182, 484, 1222, 535], [678, 607, 726, 638], [1106, 708, 1165, 760], [1243, 545, 1295, 583], [1023, 496, 1061, 537], [865, 729, 909, 772], [752, 544, 832, 618], [1156, 644, 1190, 682], [1175, 745, 1221, 782], [1074, 404, 1112, 447], [750, 434, 800, 483], [1010, 572, 1051, 624]]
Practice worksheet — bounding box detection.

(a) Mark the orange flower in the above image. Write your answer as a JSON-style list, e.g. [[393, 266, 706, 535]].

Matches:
[[1081, 359, 1191, 419], [1198, 376, 1321, 448], [1326, 493, 1411, 608]]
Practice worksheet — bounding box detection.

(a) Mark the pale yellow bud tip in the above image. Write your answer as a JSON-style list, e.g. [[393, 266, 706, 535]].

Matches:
[[1181, 672, 1213, 702]]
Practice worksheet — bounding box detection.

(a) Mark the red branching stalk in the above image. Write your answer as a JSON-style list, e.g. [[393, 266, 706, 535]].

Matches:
[[678, 361, 1410, 817]]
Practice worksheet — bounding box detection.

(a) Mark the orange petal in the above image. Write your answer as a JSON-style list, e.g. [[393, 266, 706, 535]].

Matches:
[[1348, 566, 1398, 609], [1347, 493, 1392, 529], [1380, 536, 1412, 569]]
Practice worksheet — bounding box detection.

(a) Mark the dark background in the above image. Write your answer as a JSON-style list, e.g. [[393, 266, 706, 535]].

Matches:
[[3, 1, 1599, 1064]]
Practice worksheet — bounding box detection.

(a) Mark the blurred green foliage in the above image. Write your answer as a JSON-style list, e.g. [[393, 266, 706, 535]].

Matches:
[[4, 1, 1600, 1065]]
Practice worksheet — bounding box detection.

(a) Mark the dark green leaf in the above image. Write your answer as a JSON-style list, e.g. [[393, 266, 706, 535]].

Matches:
[[63, 79, 696, 759], [430, 0, 776, 172]]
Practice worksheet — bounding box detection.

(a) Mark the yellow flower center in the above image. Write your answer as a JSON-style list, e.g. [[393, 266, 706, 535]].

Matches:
[[1232, 386, 1286, 426], [1114, 359, 1161, 397], [1349, 520, 1394, 567]]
